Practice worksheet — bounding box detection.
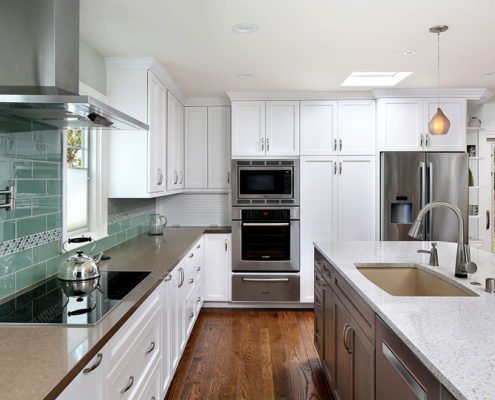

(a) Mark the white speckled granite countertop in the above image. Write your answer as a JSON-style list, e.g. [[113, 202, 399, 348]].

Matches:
[[314, 240, 495, 400]]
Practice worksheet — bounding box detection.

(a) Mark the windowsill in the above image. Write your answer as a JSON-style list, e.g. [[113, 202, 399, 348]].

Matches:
[[63, 232, 109, 252]]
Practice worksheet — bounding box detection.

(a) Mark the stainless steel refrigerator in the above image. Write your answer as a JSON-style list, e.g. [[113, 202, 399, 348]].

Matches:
[[381, 152, 468, 243]]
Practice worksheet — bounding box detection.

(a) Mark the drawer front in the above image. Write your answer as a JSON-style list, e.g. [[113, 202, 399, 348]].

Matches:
[[107, 308, 161, 400], [194, 283, 203, 315], [232, 274, 300, 302], [137, 358, 161, 400], [185, 296, 197, 337]]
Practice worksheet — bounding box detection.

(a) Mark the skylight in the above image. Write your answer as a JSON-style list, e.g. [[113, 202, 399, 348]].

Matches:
[[341, 72, 412, 87]]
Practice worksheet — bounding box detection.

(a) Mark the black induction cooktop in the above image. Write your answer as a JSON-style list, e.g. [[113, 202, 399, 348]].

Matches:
[[0, 271, 150, 326]]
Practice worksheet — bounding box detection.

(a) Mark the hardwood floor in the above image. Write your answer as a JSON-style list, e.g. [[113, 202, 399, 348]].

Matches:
[[165, 309, 333, 400]]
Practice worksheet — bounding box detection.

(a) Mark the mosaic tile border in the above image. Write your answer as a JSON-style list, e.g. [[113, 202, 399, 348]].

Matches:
[[108, 205, 155, 224], [0, 228, 61, 257]]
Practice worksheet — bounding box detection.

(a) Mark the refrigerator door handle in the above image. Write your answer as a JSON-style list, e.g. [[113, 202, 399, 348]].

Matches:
[[419, 161, 426, 209], [427, 161, 433, 240]]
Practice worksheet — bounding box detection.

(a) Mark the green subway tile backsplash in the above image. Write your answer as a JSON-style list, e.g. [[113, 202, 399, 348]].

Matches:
[[33, 162, 60, 179], [17, 215, 47, 238], [17, 180, 46, 197]]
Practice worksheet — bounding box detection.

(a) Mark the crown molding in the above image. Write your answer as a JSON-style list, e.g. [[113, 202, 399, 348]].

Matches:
[[184, 97, 231, 107], [104, 57, 186, 104], [372, 88, 492, 102], [226, 91, 374, 101]]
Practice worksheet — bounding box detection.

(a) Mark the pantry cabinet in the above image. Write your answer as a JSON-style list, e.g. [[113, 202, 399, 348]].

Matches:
[[106, 68, 168, 198], [167, 92, 185, 192], [231, 101, 299, 157], [300, 156, 375, 302], [184, 106, 231, 191], [300, 100, 375, 156], [204, 234, 231, 302], [377, 97, 466, 152]]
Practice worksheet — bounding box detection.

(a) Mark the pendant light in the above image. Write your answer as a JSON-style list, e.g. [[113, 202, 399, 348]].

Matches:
[[428, 25, 450, 135]]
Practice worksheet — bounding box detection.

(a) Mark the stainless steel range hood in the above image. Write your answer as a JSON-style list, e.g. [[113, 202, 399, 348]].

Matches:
[[0, 0, 148, 131]]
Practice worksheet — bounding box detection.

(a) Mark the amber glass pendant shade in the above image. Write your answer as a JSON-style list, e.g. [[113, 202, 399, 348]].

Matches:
[[428, 107, 450, 135]]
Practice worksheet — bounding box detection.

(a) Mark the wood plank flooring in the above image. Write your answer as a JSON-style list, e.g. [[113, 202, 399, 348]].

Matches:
[[165, 309, 333, 400]]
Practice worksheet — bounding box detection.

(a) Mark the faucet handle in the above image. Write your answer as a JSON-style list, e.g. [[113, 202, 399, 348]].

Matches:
[[429, 243, 439, 266]]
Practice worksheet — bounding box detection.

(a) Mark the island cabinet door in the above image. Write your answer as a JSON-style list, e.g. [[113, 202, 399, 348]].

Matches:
[[376, 316, 440, 400], [323, 284, 336, 392], [334, 296, 352, 400]]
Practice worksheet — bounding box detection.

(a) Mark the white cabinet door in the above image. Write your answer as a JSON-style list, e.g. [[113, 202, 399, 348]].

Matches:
[[147, 72, 167, 194], [160, 276, 173, 397], [300, 101, 337, 155], [208, 106, 231, 189], [184, 107, 208, 189], [300, 157, 337, 302], [338, 100, 376, 155], [337, 156, 376, 241], [167, 92, 185, 191], [231, 101, 265, 157], [204, 234, 231, 302], [167, 264, 182, 371], [423, 98, 467, 151], [377, 98, 423, 151], [265, 101, 300, 156], [57, 350, 107, 400]]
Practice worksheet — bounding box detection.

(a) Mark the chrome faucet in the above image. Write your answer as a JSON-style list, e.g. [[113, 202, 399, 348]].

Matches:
[[408, 201, 476, 278]]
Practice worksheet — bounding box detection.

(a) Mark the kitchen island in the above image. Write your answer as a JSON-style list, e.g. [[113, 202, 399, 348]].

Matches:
[[314, 240, 495, 400], [0, 227, 229, 400]]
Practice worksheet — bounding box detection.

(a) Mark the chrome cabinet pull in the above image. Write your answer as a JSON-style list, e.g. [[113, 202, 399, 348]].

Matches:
[[188, 278, 194, 284], [225, 239, 228, 252], [157, 168, 163, 185], [339, 162, 342, 175], [179, 170, 184, 184], [487, 210, 490, 230], [196, 296, 201, 303], [420, 134, 424, 147], [266, 137, 270, 151], [189, 312, 194, 319], [120, 376, 134, 394], [174, 170, 178, 184], [189, 253, 194, 258], [227, 171, 230, 184], [196, 266, 201, 272], [165, 274, 172, 282], [83, 353, 103, 375], [242, 277, 290, 282], [382, 343, 427, 400], [261, 137, 265, 151], [425, 133, 430, 147], [345, 326, 354, 354], [178, 267, 184, 287], [339, 138, 342, 151], [333, 162, 337, 175], [342, 323, 350, 351], [334, 139, 337, 151], [145, 341, 155, 355]]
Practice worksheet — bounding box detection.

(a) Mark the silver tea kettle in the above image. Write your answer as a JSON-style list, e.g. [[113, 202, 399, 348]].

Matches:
[[58, 237, 103, 281]]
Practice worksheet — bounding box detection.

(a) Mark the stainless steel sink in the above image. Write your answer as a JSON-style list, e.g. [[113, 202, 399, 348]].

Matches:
[[355, 264, 477, 297]]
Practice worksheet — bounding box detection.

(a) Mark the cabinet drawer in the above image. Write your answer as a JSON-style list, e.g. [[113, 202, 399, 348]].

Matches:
[[107, 308, 161, 400], [232, 274, 300, 302], [314, 286, 324, 314], [137, 358, 161, 400], [315, 250, 334, 284]]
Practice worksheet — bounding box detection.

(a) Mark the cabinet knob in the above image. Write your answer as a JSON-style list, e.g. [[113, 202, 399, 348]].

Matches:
[[196, 266, 201, 272], [196, 296, 201, 303]]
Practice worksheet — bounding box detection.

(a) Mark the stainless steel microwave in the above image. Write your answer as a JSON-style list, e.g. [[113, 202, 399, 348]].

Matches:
[[231, 160, 300, 206]]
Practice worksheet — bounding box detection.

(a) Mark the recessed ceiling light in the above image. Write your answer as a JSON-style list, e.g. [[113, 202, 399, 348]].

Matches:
[[341, 71, 412, 87], [403, 50, 416, 56], [232, 23, 259, 34], [237, 73, 254, 79], [483, 72, 495, 78]]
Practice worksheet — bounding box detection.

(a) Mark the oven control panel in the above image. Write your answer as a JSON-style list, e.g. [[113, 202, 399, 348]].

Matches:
[[241, 209, 290, 221]]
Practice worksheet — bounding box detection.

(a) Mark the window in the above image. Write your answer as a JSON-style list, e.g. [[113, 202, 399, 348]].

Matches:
[[65, 128, 89, 234]]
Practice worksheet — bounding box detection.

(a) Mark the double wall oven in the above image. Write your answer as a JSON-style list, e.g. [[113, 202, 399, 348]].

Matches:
[[231, 160, 300, 302]]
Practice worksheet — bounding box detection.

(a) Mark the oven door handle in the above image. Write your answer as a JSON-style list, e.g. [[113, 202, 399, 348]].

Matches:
[[242, 222, 290, 227], [242, 278, 290, 282]]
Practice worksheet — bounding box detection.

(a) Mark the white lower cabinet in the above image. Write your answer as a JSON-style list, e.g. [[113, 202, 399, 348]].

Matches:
[[203, 234, 231, 302], [300, 156, 376, 302]]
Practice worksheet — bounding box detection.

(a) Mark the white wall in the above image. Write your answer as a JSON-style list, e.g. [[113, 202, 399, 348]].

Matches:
[[79, 39, 106, 94], [468, 101, 495, 130]]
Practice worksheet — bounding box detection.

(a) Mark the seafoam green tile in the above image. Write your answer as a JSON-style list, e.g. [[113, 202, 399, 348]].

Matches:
[[33, 162, 60, 179], [108, 222, 121, 235], [0, 160, 29, 179], [32, 127, 61, 146], [0, 198, 31, 221], [16, 140, 46, 161], [47, 212, 62, 230], [0, 136, 16, 158], [0, 248, 33, 276], [33, 241, 60, 264], [16, 180, 46, 197], [16, 215, 46, 238], [46, 144, 61, 162], [116, 231, 127, 245], [15, 262, 46, 292], [0, 273, 15, 300], [0, 115, 32, 134], [46, 254, 65, 277], [46, 180, 61, 196], [32, 196, 61, 215], [93, 236, 116, 253], [0, 221, 16, 242]]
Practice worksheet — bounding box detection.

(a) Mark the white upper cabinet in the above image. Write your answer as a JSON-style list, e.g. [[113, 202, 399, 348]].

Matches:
[[265, 101, 300, 156], [300, 101, 337, 155], [300, 100, 375, 156], [167, 92, 185, 192], [106, 66, 168, 198], [423, 98, 467, 151], [338, 100, 376, 155], [377, 97, 466, 152], [207, 107, 231, 189], [231, 101, 265, 157], [184, 107, 208, 189]]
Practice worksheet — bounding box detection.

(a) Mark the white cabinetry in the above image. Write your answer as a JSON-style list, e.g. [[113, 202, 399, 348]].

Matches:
[[204, 234, 231, 302], [106, 67, 167, 198], [300, 156, 376, 302], [184, 106, 231, 191], [167, 92, 185, 192], [57, 350, 107, 400], [300, 100, 375, 156], [377, 98, 466, 152], [231, 101, 299, 158]]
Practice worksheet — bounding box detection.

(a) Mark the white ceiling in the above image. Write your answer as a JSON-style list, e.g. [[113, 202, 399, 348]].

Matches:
[[80, 0, 495, 97]]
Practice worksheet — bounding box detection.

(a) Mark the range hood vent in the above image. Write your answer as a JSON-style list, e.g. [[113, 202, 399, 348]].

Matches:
[[0, 0, 148, 131]]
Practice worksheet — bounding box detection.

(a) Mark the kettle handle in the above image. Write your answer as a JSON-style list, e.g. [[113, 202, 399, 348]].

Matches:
[[160, 216, 167, 227], [62, 236, 96, 255]]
